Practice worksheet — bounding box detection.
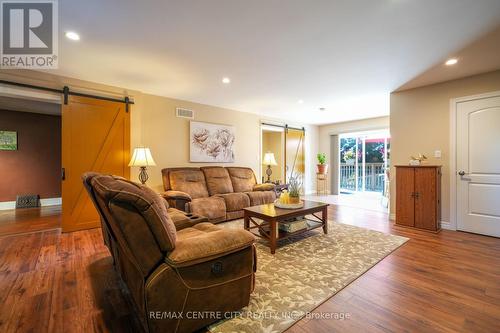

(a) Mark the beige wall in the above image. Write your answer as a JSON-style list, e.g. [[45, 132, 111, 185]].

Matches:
[[139, 93, 263, 192], [141, 97, 319, 193], [390, 70, 500, 224], [318, 116, 390, 193], [0, 69, 319, 194]]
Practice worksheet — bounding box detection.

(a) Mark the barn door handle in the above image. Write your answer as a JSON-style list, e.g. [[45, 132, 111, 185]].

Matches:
[[62, 168, 66, 181]]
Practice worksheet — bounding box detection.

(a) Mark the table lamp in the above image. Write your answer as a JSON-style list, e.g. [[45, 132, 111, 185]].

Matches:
[[129, 147, 156, 184], [263, 152, 278, 183]]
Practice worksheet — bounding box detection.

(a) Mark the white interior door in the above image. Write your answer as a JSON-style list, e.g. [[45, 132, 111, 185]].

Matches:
[[456, 94, 500, 237]]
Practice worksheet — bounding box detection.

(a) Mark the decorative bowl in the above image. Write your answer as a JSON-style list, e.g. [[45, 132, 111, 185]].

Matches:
[[274, 199, 304, 209]]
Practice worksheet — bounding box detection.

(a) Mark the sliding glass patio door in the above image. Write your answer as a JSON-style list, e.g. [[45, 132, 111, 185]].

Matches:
[[339, 132, 390, 193]]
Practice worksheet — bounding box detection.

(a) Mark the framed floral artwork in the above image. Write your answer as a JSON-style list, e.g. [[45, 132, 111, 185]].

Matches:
[[190, 121, 235, 162]]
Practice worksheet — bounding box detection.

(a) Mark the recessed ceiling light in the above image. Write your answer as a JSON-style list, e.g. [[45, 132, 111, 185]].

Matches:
[[65, 31, 80, 41], [222, 77, 231, 84], [298, 99, 304, 104], [445, 58, 458, 66]]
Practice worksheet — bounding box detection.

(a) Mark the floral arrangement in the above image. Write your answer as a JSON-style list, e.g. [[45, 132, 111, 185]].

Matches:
[[343, 149, 355, 162], [288, 175, 302, 198]]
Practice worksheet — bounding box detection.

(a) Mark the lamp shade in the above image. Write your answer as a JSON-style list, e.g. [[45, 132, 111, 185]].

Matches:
[[263, 152, 277, 166], [129, 147, 157, 167]]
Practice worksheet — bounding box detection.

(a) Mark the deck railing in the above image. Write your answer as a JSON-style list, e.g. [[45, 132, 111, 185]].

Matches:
[[340, 162, 385, 192]]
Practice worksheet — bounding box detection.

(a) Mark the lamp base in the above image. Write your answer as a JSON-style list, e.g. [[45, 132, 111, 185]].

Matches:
[[138, 166, 149, 184], [266, 165, 273, 183]]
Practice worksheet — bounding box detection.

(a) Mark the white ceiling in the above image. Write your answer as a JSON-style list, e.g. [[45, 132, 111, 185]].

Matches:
[[397, 24, 500, 91], [54, 0, 500, 125]]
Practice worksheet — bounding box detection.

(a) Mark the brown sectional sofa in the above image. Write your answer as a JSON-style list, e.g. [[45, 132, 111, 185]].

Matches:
[[162, 166, 276, 223], [82, 172, 257, 333]]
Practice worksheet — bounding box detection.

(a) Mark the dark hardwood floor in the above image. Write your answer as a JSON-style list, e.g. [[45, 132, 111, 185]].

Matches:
[[0, 204, 499, 332], [0, 205, 61, 237]]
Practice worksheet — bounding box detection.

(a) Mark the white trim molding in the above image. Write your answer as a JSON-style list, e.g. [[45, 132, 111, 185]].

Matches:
[[441, 221, 453, 230], [449, 90, 500, 232], [0, 197, 62, 211]]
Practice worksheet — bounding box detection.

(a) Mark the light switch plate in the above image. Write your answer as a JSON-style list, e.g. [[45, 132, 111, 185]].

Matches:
[[434, 150, 441, 158]]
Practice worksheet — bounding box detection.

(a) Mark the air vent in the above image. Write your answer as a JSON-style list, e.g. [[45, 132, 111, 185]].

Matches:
[[16, 194, 40, 209], [176, 108, 194, 119]]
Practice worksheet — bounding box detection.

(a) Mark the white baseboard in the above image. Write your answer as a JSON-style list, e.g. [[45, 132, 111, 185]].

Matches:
[[41, 197, 62, 206], [0, 201, 16, 210], [441, 220, 455, 230], [0, 197, 61, 210]]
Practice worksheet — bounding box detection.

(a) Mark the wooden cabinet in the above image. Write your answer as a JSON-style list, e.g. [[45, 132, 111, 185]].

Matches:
[[395, 166, 441, 232]]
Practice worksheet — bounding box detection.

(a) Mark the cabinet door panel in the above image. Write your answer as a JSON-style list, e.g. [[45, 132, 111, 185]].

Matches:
[[415, 168, 437, 230], [396, 168, 415, 227]]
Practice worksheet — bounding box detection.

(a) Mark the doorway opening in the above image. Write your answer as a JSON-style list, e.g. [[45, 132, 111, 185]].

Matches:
[[261, 125, 285, 184], [261, 124, 306, 191], [0, 95, 62, 236]]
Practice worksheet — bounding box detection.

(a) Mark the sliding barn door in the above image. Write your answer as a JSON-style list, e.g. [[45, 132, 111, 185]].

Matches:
[[62, 96, 130, 232], [285, 128, 305, 188]]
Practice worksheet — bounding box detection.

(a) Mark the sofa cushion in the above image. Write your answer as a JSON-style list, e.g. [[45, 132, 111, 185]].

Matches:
[[201, 167, 234, 195], [245, 190, 276, 206], [169, 169, 209, 199], [226, 210, 244, 220], [215, 192, 250, 212], [253, 183, 276, 191], [90, 174, 177, 252], [169, 223, 255, 266], [189, 196, 226, 220], [227, 167, 257, 193]]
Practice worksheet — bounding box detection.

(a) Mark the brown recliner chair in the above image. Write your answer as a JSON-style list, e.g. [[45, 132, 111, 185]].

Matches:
[[82, 173, 256, 333]]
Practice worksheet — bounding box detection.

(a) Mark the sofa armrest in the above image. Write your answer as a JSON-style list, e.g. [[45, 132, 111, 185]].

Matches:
[[253, 183, 276, 192], [162, 190, 192, 211], [162, 190, 192, 201], [166, 226, 255, 267]]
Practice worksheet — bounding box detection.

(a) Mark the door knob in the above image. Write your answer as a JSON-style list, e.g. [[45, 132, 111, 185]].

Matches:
[[458, 171, 466, 176]]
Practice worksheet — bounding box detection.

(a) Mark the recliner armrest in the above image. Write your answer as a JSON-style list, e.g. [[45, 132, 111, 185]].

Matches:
[[162, 190, 192, 201], [253, 183, 276, 192], [165, 224, 255, 267]]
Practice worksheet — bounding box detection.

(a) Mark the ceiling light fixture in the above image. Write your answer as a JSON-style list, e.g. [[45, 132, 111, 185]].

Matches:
[[298, 99, 304, 104], [222, 77, 231, 84], [319, 107, 326, 111], [65, 31, 80, 41], [445, 58, 458, 66]]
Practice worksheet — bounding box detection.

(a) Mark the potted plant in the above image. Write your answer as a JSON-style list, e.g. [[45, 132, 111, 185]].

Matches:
[[288, 175, 302, 204], [317, 153, 328, 174], [344, 149, 355, 165]]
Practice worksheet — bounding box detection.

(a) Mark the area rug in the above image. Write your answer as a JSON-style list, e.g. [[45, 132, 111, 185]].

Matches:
[[208, 220, 408, 333]]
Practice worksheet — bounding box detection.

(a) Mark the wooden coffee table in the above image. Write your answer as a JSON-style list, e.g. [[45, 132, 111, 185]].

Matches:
[[243, 200, 329, 254]]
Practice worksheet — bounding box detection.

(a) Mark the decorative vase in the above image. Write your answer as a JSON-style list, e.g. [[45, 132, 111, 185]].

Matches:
[[289, 196, 300, 204], [317, 164, 328, 174]]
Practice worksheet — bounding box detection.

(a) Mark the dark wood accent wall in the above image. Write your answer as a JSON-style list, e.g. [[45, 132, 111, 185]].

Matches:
[[0, 110, 61, 202]]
